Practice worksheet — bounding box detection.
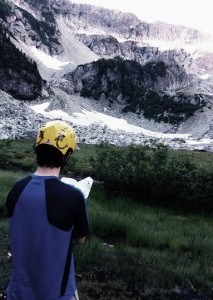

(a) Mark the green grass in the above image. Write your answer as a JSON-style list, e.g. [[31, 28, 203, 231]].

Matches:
[[0, 140, 96, 175], [85, 186, 213, 293], [1, 173, 213, 297], [1, 140, 213, 298], [0, 170, 26, 217], [1, 139, 213, 175], [169, 148, 213, 169]]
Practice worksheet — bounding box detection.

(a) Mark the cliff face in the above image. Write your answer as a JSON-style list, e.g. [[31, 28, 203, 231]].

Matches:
[[0, 0, 213, 125], [62, 57, 190, 96], [0, 24, 43, 100], [48, 0, 207, 42], [0, 0, 61, 54]]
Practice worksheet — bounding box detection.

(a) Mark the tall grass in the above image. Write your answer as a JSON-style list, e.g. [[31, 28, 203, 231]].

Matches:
[[1, 140, 213, 297], [0, 170, 24, 217], [1, 175, 213, 295], [84, 186, 213, 293]]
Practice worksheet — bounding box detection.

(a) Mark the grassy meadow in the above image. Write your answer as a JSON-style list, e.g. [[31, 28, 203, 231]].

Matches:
[[0, 140, 213, 299]]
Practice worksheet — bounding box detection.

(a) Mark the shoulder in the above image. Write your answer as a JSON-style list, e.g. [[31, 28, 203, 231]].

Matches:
[[11, 175, 32, 189], [6, 175, 32, 217], [45, 179, 87, 231], [7, 175, 32, 196], [45, 178, 85, 208], [46, 178, 84, 197]]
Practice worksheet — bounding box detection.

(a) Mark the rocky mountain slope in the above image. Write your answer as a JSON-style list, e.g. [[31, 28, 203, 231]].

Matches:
[[1, 0, 213, 150]]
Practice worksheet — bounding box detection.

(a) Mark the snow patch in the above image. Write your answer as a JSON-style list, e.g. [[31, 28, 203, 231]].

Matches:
[[30, 47, 72, 70], [199, 74, 210, 80], [30, 102, 191, 139]]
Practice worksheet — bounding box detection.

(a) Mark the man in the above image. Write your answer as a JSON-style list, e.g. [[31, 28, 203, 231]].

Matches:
[[5, 120, 90, 300]]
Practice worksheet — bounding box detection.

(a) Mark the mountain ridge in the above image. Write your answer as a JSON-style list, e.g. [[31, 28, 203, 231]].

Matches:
[[1, 0, 213, 150]]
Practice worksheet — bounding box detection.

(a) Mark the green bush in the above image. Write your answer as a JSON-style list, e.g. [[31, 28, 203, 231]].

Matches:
[[90, 142, 213, 214]]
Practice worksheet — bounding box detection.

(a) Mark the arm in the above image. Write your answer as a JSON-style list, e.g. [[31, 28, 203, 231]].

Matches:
[[73, 191, 90, 243]]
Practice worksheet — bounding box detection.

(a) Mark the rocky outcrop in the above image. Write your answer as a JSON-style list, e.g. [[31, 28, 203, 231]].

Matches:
[[0, 0, 213, 145], [59, 57, 205, 125], [75, 34, 200, 78], [1, 88, 212, 152], [48, 0, 209, 43], [0, 27, 43, 100], [61, 57, 191, 97], [2, 0, 213, 97], [0, 0, 62, 55], [0, 90, 48, 139]]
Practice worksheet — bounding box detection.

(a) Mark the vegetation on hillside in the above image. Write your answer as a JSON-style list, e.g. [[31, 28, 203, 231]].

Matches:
[[80, 57, 202, 124], [20, 8, 60, 53], [0, 26, 43, 100], [0, 0, 12, 21]]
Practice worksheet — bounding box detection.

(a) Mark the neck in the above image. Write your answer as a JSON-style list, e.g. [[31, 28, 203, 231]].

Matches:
[[34, 166, 61, 177]]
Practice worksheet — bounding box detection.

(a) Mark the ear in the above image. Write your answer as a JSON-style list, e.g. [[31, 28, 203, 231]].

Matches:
[[62, 149, 73, 165]]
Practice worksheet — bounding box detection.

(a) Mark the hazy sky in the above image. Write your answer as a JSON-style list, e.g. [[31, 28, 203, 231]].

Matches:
[[71, 0, 213, 34]]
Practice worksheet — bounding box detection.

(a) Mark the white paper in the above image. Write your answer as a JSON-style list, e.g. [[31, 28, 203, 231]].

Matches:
[[61, 176, 93, 199]]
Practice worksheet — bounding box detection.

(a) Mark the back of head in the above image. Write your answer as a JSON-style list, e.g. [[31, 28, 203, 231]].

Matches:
[[35, 120, 77, 168]]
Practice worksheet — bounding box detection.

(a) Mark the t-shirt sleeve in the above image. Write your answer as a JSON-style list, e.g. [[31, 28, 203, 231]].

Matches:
[[5, 176, 32, 217], [74, 192, 90, 237], [45, 179, 90, 233]]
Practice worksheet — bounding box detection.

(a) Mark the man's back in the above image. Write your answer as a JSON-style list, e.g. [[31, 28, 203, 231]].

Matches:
[[6, 174, 89, 300]]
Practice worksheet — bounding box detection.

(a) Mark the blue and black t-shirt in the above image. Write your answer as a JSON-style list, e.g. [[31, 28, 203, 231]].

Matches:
[[6, 174, 90, 300]]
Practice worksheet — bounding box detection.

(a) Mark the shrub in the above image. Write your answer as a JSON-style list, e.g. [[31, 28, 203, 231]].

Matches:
[[90, 142, 213, 214]]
